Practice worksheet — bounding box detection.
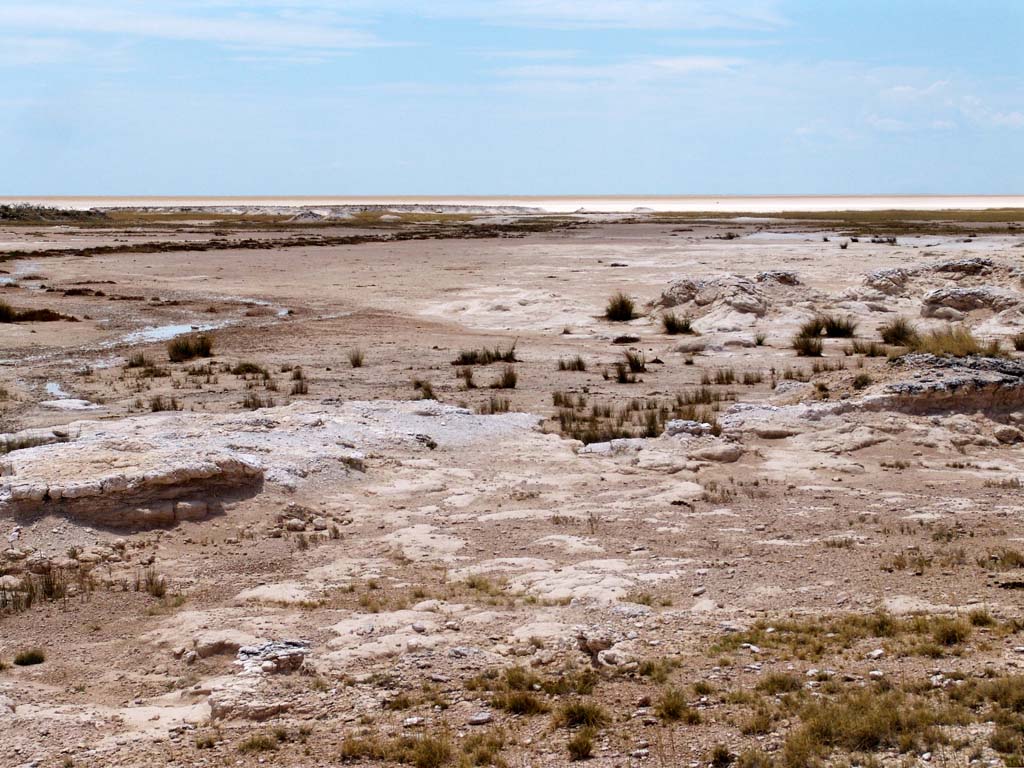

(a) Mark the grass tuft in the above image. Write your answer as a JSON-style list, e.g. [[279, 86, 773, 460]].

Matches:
[[906, 326, 1002, 357], [604, 292, 636, 322], [792, 335, 823, 357], [167, 334, 213, 363], [661, 311, 692, 335], [13, 648, 45, 666], [879, 316, 918, 346]]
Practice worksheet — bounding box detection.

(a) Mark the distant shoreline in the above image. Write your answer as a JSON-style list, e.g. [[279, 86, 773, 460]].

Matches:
[[2, 194, 1023, 214]]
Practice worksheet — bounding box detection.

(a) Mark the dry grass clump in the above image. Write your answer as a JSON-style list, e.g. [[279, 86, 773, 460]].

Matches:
[[478, 395, 510, 414], [13, 648, 45, 666], [0, 301, 76, 323], [348, 348, 365, 368], [241, 392, 274, 410], [604, 292, 636, 322], [492, 689, 549, 715], [1014, 332, 1024, 352], [879, 316, 918, 346], [339, 733, 454, 767], [452, 343, 517, 366], [792, 335, 823, 357], [661, 311, 693, 334], [906, 326, 1002, 357], [756, 672, 804, 695], [623, 349, 646, 373], [782, 687, 960, 764], [167, 334, 213, 362], [655, 687, 700, 723], [238, 733, 278, 753], [552, 390, 724, 444], [567, 727, 596, 761], [558, 355, 587, 372], [490, 365, 517, 389], [847, 340, 885, 357], [554, 699, 608, 729], [231, 361, 266, 376], [852, 373, 872, 389], [798, 314, 857, 340]]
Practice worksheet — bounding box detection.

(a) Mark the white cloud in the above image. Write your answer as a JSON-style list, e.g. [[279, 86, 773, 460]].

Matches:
[[0, 36, 84, 66], [202, 0, 787, 31], [497, 55, 744, 85], [419, 0, 786, 30], [0, 3, 383, 53]]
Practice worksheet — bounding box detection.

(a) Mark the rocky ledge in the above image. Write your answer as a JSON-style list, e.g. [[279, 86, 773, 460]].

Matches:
[[0, 400, 541, 528]]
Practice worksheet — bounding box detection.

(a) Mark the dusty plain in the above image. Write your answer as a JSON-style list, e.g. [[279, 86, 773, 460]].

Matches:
[[2, 203, 1024, 768]]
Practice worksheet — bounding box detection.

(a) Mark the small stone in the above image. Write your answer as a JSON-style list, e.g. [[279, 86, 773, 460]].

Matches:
[[868, 648, 885, 660], [467, 712, 493, 726]]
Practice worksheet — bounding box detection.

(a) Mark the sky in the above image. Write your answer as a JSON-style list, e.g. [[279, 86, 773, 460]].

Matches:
[[1, 0, 1022, 195]]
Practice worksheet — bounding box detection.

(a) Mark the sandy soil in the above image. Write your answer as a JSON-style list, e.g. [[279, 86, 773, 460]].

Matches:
[[2, 208, 1024, 768]]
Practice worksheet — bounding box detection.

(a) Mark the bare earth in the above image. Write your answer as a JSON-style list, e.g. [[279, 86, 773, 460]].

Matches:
[[2, 205, 1024, 768]]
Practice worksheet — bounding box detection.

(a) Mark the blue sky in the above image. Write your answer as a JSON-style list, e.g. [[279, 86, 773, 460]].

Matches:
[[1, 1, 1021, 194]]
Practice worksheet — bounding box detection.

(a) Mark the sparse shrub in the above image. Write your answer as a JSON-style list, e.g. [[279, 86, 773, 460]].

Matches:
[[149, 395, 180, 412], [567, 727, 596, 761], [623, 350, 646, 373], [931, 617, 971, 646], [1014, 332, 1024, 352], [798, 316, 826, 338], [656, 687, 700, 723], [290, 379, 309, 395], [969, 608, 995, 626], [756, 672, 804, 695], [491, 365, 517, 389], [823, 315, 858, 337], [167, 334, 213, 362], [754, 332, 766, 346], [614, 363, 637, 383], [879, 316, 918, 346], [348, 348, 364, 368], [126, 352, 149, 368], [558, 355, 587, 372], [849, 340, 885, 357], [457, 367, 476, 389], [478, 395, 510, 414], [662, 312, 692, 335], [231, 361, 266, 376], [452, 343, 517, 366], [709, 745, 735, 767], [852, 373, 872, 389], [907, 326, 1002, 357], [792, 335, 823, 357], [241, 392, 274, 410], [13, 648, 45, 666], [555, 700, 608, 729], [604, 292, 636, 322], [493, 690, 549, 715], [238, 733, 278, 753]]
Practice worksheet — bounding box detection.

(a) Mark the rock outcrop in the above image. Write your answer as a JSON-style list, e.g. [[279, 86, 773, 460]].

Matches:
[[0, 400, 541, 528]]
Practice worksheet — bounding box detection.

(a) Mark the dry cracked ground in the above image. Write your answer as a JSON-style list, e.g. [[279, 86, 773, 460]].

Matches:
[[2, 206, 1024, 768]]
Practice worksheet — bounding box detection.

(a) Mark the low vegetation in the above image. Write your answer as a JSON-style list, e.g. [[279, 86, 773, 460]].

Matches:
[[452, 343, 517, 366], [661, 311, 692, 334], [0, 301, 76, 323], [792, 335, 823, 357], [906, 326, 1002, 357], [879, 316, 918, 346], [167, 334, 213, 362], [604, 292, 637, 322]]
